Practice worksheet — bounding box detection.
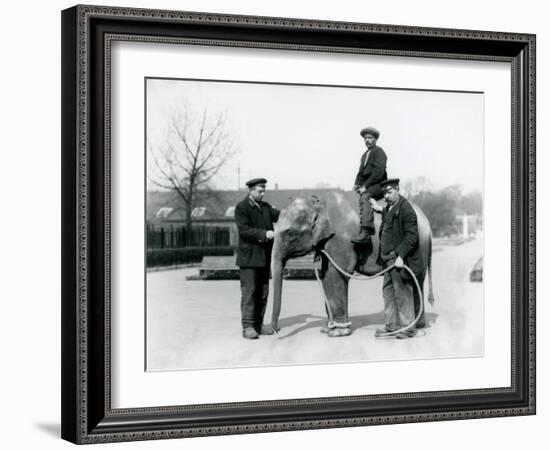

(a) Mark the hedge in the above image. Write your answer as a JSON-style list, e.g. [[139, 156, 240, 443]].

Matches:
[[147, 246, 234, 268]]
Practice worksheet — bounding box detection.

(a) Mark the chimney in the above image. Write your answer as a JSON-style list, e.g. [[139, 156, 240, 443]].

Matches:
[[275, 183, 279, 190]]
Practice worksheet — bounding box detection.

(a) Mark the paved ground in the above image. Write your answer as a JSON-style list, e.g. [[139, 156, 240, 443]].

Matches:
[[146, 237, 483, 371]]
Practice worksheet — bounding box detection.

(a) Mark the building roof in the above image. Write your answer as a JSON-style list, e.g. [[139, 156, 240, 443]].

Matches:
[[147, 188, 355, 223]]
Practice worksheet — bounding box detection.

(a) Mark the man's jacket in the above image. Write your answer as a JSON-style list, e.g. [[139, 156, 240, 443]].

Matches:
[[234, 196, 280, 268], [379, 195, 424, 277], [354, 145, 388, 198]]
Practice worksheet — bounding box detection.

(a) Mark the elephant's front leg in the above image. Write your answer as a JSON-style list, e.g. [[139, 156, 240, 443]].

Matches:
[[322, 265, 352, 337]]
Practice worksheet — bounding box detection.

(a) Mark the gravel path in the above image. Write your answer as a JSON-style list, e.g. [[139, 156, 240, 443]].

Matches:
[[146, 237, 483, 371]]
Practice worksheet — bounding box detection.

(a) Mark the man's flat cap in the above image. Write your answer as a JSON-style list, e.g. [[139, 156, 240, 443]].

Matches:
[[246, 177, 267, 188], [380, 178, 400, 190], [360, 126, 380, 139]]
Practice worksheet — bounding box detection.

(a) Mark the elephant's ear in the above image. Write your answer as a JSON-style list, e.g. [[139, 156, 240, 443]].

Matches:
[[310, 197, 335, 248]]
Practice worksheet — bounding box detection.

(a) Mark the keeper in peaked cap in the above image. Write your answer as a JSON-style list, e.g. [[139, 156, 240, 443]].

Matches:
[[371, 174, 423, 340], [235, 176, 280, 340], [380, 178, 400, 191], [245, 177, 267, 188]]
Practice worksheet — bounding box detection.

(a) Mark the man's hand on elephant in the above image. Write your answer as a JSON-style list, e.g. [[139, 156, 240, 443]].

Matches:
[[394, 256, 404, 268], [266, 230, 275, 240], [368, 197, 383, 212]]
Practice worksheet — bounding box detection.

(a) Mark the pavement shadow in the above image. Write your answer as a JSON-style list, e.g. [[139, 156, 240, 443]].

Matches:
[[423, 312, 439, 328], [351, 310, 385, 330], [352, 311, 439, 331], [279, 313, 321, 328], [276, 311, 439, 338], [277, 314, 327, 338]]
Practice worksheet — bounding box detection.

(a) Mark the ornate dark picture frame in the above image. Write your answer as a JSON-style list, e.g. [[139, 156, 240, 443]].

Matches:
[[61, 4, 536, 444]]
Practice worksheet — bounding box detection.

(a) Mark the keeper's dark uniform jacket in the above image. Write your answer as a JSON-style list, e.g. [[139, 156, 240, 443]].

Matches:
[[354, 145, 388, 199], [379, 195, 424, 278], [234, 196, 280, 268]]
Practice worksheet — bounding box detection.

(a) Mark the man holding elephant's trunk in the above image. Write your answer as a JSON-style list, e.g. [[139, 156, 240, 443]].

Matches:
[[235, 178, 280, 339]]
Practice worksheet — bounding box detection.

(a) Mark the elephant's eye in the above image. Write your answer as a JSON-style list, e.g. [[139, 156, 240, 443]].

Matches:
[[284, 229, 300, 242]]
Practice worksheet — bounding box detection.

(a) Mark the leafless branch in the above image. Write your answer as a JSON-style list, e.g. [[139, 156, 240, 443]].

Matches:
[[147, 104, 237, 228]]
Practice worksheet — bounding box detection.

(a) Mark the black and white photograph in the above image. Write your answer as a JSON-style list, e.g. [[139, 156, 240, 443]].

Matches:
[[53, 1, 539, 447], [145, 78, 484, 371]]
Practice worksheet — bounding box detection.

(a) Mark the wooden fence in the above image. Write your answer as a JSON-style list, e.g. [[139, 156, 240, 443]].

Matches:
[[146, 224, 230, 249]]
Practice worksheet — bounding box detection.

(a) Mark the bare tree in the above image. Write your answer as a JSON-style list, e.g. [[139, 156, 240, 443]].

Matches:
[[148, 106, 237, 230]]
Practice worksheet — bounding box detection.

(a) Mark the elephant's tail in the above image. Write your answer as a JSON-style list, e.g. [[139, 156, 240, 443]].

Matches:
[[427, 235, 435, 306]]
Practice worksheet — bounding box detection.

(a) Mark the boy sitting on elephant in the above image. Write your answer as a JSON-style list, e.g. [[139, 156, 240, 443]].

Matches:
[[351, 126, 388, 245]]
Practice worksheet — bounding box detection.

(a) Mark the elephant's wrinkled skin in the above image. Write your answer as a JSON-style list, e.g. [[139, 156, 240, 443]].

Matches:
[[270, 191, 434, 337]]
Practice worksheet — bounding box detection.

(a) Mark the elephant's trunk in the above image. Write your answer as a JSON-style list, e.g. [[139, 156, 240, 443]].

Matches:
[[270, 254, 284, 333]]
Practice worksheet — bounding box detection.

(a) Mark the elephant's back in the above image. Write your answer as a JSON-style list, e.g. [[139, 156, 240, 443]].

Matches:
[[411, 203, 432, 240], [324, 191, 358, 238], [411, 202, 432, 273]]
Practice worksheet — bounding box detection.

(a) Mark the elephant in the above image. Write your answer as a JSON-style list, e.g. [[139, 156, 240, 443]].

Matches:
[[270, 191, 434, 337]]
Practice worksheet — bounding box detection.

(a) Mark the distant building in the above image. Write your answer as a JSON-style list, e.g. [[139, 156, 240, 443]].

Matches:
[[147, 188, 351, 246]]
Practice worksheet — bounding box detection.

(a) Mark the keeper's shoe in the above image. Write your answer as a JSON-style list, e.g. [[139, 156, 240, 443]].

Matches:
[[396, 328, 418, 339], [242, 327, 259, 339]]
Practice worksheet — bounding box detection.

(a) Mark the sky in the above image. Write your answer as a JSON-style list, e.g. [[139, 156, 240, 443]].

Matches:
[[146, 78, 484, 193]]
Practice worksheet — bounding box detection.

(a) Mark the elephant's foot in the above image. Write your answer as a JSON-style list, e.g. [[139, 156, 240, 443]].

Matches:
[[328, 327, 352, 337], [321, 320, 352, 337]]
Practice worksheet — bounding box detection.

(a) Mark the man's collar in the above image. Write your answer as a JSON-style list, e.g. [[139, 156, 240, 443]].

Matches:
[[364, 145, 378, 156], [386, 195, 404, 215], [247, 195, 261, 208]]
